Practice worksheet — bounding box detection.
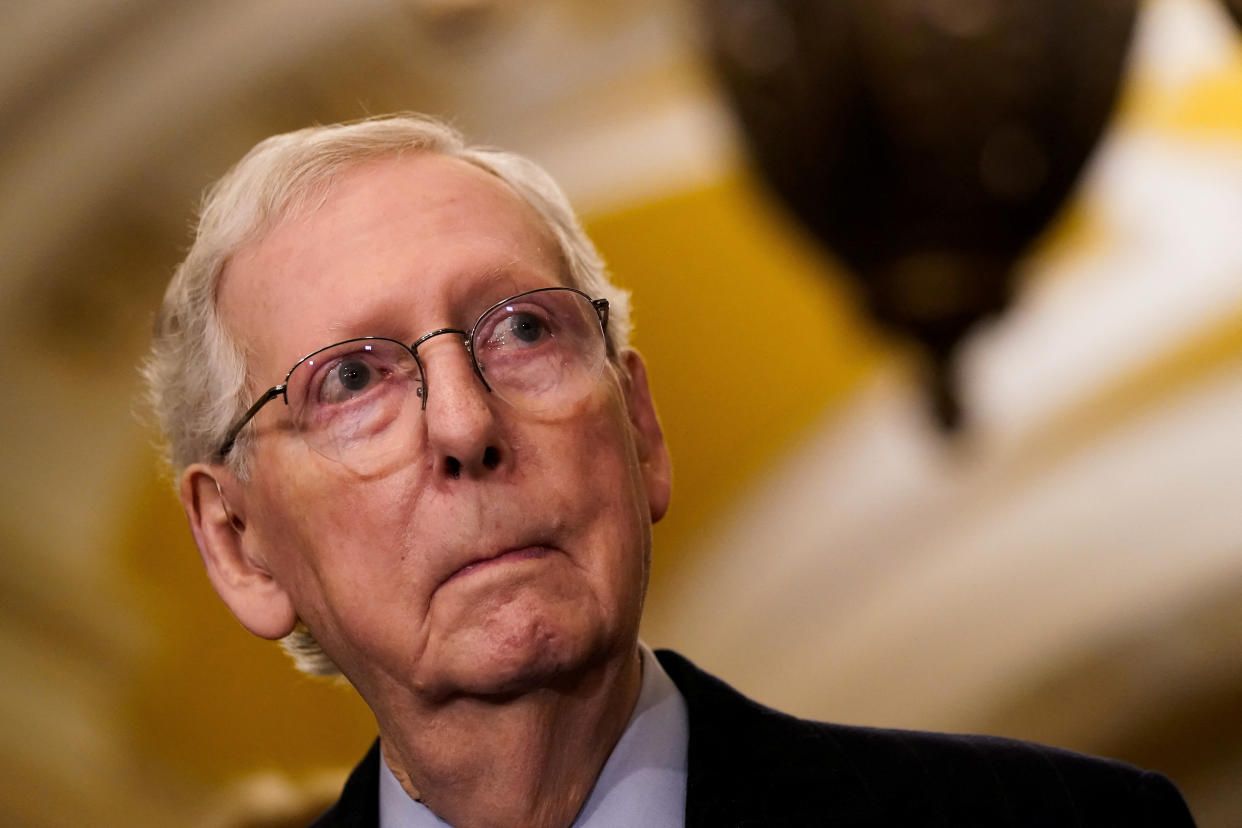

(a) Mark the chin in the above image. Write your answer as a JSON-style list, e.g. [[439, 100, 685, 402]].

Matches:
[[431, 607, 617, 700]]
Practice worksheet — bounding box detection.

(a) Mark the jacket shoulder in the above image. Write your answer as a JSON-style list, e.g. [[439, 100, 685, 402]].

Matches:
[[308, 739, 381, 828], [655, 649, 1195, 828]]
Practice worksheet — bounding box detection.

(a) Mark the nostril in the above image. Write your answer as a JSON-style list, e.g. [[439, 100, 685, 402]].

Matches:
[[445, 456, 462, 479], [482, 446, 499, 469]]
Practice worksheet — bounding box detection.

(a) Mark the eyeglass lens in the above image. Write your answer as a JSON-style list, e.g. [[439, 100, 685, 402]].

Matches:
[[283, 288, 606, 473]]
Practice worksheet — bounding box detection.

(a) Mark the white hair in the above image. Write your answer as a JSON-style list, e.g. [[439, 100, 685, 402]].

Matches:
[[143, 113, 631, 676]]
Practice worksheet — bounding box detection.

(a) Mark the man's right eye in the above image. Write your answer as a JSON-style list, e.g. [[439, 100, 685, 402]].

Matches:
[[319, 357, 377, 403]]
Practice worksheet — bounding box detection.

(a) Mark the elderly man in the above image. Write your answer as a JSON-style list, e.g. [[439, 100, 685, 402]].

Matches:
[[145, 114, 1195, 827]]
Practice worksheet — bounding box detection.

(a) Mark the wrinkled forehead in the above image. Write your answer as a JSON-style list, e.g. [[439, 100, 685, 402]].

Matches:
[[216, 152, 567, 378]]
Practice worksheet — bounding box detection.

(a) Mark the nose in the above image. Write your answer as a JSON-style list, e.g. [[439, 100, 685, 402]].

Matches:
[[414, 332, 504, 480]]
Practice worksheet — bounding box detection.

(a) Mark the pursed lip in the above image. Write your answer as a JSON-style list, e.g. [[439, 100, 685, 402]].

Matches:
[[442, 543, 554, 586]]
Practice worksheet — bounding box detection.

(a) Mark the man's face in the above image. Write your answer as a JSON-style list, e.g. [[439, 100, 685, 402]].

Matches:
[[205, 153, 670, 711]]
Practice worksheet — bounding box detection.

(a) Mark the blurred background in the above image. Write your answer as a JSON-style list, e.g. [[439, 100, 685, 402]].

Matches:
[[2, 0, 1241, 824]]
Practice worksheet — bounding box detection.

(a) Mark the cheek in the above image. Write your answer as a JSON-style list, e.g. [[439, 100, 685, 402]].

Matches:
[[531, 405, 634, 503], [251, 477, 441, 686], [248, 465, 430, 618], [542, 406, 652, 579]]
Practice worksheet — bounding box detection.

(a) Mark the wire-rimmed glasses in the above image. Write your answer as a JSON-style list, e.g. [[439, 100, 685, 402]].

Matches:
[[217, 287, 609, 473]]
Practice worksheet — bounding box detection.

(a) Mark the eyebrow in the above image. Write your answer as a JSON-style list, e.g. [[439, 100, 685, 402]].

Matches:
[[318, 261, 530, 341]]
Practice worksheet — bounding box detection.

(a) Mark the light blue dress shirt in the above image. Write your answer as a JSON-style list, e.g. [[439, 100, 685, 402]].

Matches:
[[378, 644, 688, 827]]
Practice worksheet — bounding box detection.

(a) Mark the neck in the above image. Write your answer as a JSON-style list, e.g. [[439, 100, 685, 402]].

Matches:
[[377, 646, 644, 828]]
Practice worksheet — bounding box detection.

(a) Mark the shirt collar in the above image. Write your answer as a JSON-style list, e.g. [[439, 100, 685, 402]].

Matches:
[[378, 643, 688, 827]]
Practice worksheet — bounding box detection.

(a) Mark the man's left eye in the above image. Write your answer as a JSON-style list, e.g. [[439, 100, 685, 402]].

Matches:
[[496, 311, 548, 347]]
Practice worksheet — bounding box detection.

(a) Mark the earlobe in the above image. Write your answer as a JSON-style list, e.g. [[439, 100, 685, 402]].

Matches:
[[180, 464, 297, 640], [619, 349, 672, 524]]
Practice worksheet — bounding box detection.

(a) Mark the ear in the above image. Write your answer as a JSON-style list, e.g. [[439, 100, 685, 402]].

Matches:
[[179, 463, 297, 640], [619, 349, 672, 523]]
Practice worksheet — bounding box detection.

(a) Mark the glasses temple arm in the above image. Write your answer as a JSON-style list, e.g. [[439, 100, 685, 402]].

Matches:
[[217, 385, 285, 458]]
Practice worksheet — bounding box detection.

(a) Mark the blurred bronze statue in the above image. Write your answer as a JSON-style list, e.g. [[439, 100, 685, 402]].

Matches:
[[1221, 0, 1242, 29], [705, 0, 1138, 428]]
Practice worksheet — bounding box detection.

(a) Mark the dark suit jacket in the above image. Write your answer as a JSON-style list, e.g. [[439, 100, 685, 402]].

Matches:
[[310, 649, 1197, 827]]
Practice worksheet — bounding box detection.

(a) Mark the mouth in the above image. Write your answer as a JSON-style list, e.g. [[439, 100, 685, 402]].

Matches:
[[443, 544, 553, 585]]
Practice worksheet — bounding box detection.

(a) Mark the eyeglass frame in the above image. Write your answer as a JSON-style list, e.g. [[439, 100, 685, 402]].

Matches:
[[216, 286, 610, 459]]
